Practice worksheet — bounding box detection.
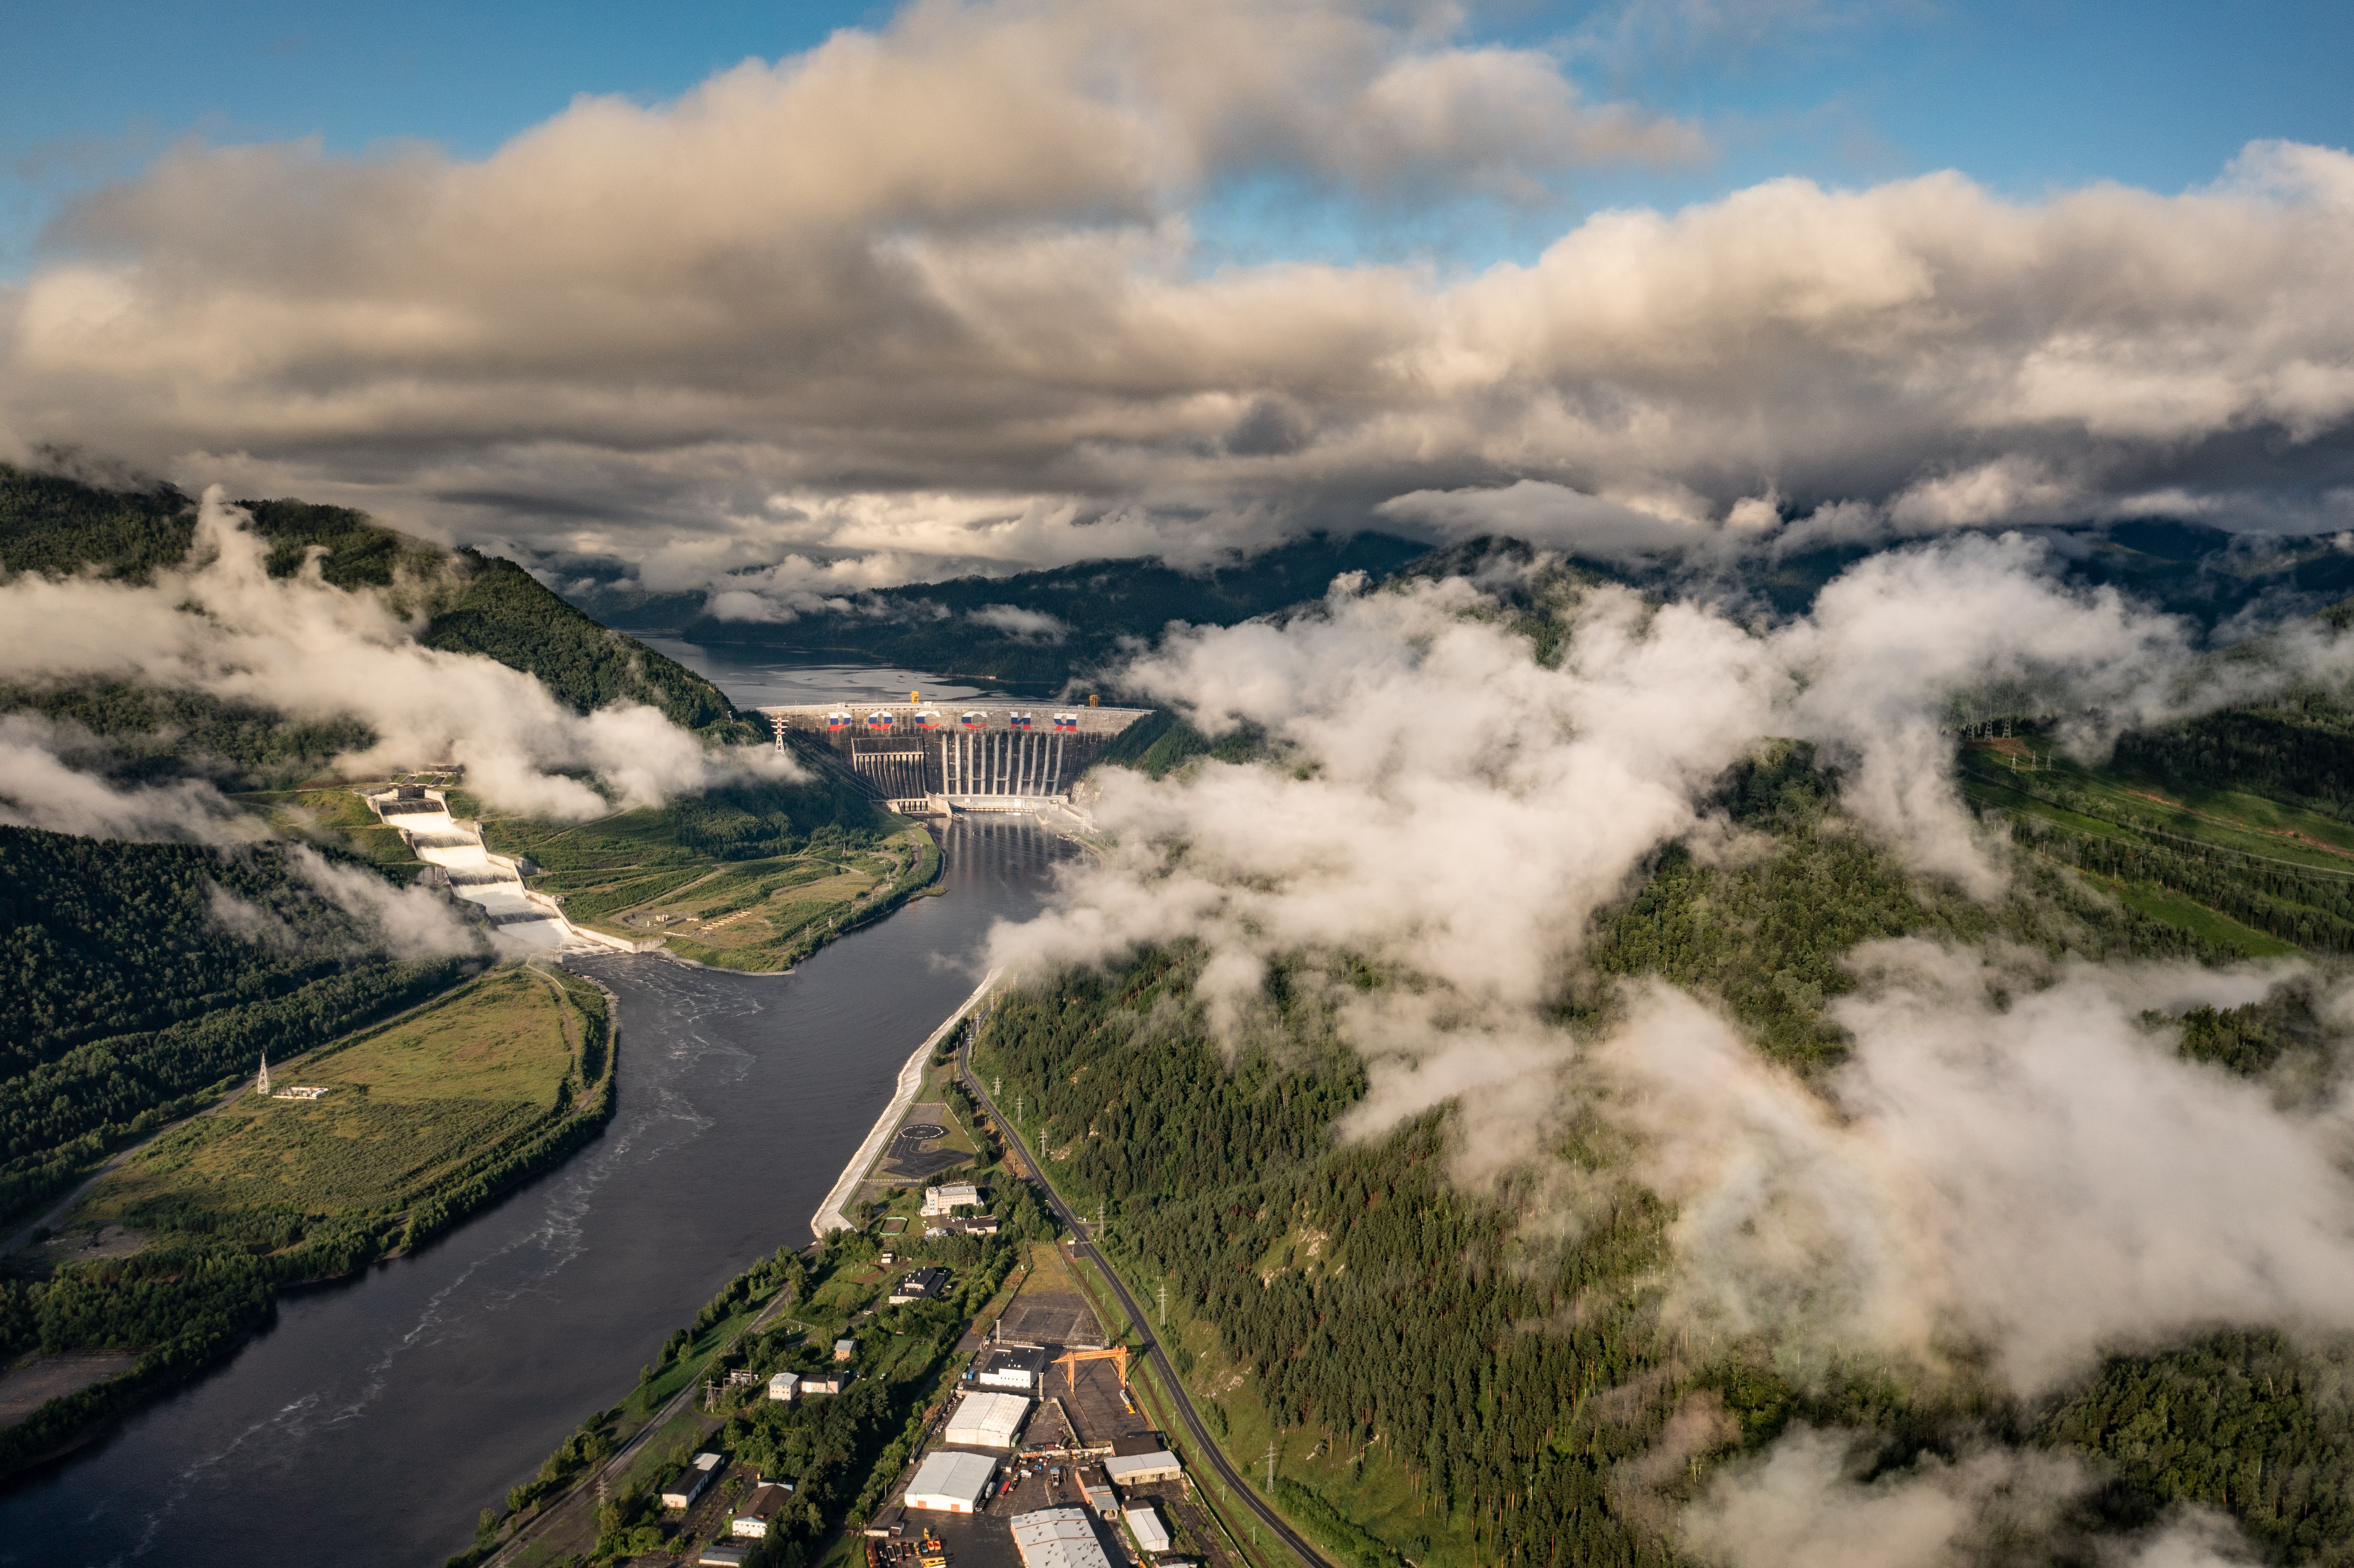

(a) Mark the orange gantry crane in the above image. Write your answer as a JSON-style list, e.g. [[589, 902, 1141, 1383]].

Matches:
[[1049, 1344, 1130, 1397]]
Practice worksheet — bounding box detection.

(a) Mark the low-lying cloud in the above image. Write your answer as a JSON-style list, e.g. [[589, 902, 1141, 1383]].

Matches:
[[990, 538, 2354, 1425], [0, 712, 256, 841], [0, 488, 796, 821], [1681, 1426, 2254, 1568], [1600, 951, 2354, 1394]]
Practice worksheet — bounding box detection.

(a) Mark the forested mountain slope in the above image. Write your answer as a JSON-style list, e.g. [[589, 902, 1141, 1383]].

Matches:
[[979, 740, 2340, 1567], [0, 827, 483, 1230], [577, 532, 1429, 688], [0, 463, 755, 778]]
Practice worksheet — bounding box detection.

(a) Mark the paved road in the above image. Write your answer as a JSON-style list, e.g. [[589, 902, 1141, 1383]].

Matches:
[[958, 1037, 1336, 1568]]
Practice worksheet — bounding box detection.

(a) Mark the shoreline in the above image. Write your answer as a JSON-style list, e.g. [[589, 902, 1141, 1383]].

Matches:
[[807, 966, 1003, 1239]]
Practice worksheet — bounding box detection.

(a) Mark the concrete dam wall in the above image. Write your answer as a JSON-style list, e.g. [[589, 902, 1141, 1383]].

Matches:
[[759, 702, 1151, 814]]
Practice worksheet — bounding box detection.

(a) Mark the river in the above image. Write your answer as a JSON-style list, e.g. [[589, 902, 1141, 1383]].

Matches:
[[0, 815, 1070, 1567]]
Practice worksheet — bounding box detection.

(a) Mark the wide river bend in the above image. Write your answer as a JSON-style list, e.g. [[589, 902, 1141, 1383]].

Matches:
[[0, 817, 1066, 1568]]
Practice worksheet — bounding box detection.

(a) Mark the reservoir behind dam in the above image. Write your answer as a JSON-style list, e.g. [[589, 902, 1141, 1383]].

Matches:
[[0, 816, 1068, 1568]]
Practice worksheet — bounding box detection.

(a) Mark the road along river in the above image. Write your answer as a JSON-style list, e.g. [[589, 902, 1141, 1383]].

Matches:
[[0, 816, 1069, 1568]]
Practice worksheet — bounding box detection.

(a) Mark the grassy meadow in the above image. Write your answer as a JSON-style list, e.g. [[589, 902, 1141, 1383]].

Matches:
[[67, 966, 598, 1244]]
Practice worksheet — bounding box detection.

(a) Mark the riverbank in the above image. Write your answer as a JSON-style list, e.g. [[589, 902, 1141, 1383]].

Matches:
[[0, 963, 619, 1479], [807, 967, 1002, 1238]]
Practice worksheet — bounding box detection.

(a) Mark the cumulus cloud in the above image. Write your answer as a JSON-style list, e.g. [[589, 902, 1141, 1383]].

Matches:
[[0, 488, 794, 820], [1, 1, 2348, 585]]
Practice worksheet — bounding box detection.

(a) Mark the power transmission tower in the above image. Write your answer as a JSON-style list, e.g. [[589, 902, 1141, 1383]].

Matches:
[[1264, 1441, 1276, 1491], [993, 1074, 1001, 1098], [1158, 1282, 1166, 1326]]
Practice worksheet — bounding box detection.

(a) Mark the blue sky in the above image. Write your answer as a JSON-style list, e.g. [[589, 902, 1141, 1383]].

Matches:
[[6, 0, 2351, 278]]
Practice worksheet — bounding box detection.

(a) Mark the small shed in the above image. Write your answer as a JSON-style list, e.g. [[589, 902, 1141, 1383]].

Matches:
[[1103, 1451, 1183, 1487], [1126, 1506, 1173, 1554], [834, 1338, 858, 1362], [661, 1451, 724, 1509]]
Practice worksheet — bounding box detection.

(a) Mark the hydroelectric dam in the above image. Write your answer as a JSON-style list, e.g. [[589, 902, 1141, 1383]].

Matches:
[[756, 700, 1151, 815]]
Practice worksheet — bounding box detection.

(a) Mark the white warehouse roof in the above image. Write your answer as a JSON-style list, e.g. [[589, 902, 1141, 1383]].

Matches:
[[906, 1449, 997, 1513], [1102, 1451, 1183, 1485], [1011, 1507, 1114, 1568], [1126, 1506, 1172, 1554], [944, 1391, 1031, 1448]]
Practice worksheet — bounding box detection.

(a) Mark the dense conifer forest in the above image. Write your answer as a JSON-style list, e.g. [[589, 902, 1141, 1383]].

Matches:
[[0, 826, 486, 1226], [974, 722, 2354, 1566]]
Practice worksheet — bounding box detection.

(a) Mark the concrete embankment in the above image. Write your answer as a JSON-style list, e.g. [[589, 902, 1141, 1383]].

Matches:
[[808, 966, 1003, 1238]]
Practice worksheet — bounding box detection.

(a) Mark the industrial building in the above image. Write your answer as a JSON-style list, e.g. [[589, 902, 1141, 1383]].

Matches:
[[928, 1213, 1000, 1237], [661, 1452, 723, 1509], [904, 1450, 998, 1513], [922, 1182, 981, 1216], [696, 1547, 748, 1568], [1079, 1463, 1116, 1518], [768, 1371, 800, 1402], [1125, 1506, 1172, 1555], [732, 1483, 790, 1538], [943, 1390, 1031, 1448], [1102, 1450, 1183, 1487], [890, 1266, 950, 1304], [1010, 1506, 1115, 1568], [977, 1343, 1048, 1390]]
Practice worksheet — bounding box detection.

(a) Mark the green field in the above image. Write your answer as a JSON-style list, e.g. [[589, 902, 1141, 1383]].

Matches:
[[1959, 735, 2354, 956], [557, 828, 939, 971], [65, 966, 595, 1241]]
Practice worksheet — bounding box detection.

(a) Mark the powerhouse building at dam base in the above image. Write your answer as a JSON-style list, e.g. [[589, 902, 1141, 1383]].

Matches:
[[757, 700, 1151, 815]]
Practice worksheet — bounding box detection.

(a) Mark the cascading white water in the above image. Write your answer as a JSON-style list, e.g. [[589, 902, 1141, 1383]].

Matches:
[[360, 786, 583, 949]]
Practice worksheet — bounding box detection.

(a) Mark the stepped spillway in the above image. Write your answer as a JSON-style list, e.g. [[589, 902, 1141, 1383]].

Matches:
[[362, 785, 581, 948]]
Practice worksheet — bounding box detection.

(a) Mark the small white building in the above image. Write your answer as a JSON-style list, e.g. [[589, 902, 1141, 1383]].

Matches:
[[1011, 1506, 1115, 1568], [943, 1391, 1031, 1448], [661, 1451, 724, 1509], [905, 1449, 998, 1513], [977, 1343, 1048, 1391], [1125, 1506, 1172, 1555], [800, 1373, 847, 1395], [732, 1482, 789, 1538], [1102, 1451, 1183, 1487], [768, 1371, 801, 1402], [922, 1182, 981, 1216], [890, 1266, 950, 1304]]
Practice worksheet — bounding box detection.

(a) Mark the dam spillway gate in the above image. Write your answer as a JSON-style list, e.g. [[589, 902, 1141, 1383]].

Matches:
[[757, 702, 1152, 814]]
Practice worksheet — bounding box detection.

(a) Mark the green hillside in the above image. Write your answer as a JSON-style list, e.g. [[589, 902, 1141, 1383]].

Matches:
[[0, 826, 485, 1231], [580, 531, 1429, 689], [0, 463, 757, 777]]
